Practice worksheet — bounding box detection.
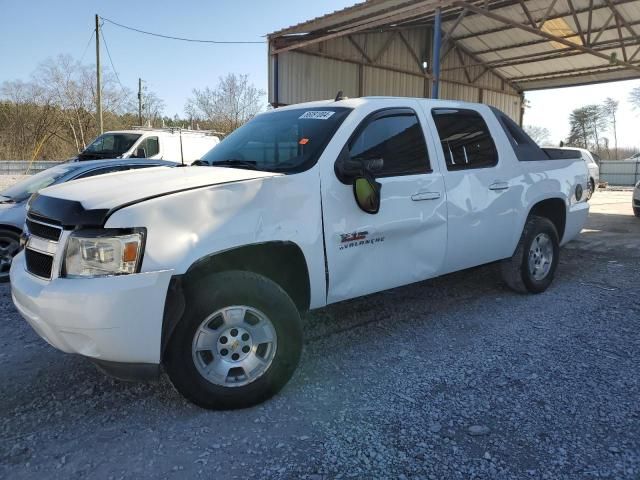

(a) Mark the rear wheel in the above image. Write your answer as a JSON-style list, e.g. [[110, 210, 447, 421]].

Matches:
[[586, 179, 595, 200], [0, 229, 21, 283], [501, 216, 560, 294], [165, 271, 303, 409]]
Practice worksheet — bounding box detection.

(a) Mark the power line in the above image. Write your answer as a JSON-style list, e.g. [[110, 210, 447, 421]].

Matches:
[[100, 27, 126, 92], [101, 17, 265, 44], [79, 30, 95, 63]]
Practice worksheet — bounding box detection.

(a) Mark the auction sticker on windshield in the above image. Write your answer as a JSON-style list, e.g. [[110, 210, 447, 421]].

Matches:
[[299, 111, 335, 120]]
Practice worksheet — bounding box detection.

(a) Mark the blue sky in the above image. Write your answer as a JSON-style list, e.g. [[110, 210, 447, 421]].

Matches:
[[1, 0, 639, 149], [0, 0, 354, 113]]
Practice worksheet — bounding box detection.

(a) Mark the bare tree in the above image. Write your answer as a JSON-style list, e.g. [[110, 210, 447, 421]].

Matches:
[[0, 80, 62, 160], [0, 55, 145, 160], [602, 98, 619, 159], [140, 83, 165, 127], [185, 74, 265, 133], [523, 125, 551, 145], [35, 55, 132, 152]]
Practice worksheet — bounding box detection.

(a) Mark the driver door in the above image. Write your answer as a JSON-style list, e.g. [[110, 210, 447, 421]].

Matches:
[[320, 104, 447, 304]]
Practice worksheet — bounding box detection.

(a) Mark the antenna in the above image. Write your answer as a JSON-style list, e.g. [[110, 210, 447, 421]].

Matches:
[[335, 90, 346, 101]]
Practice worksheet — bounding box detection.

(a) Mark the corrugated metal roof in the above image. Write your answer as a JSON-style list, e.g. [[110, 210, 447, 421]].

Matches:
[[270, 0, 422, 37], [269, 0, 640, 91]]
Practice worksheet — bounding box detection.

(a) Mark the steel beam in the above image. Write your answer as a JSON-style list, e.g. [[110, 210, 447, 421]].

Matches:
[[442, 36, 640, 71], [431, 7, 442, 98], [450, 0, 637, 41], [469, 18, 640, 56], [271, 0, 456, 55], [455, 1, 640, 74]]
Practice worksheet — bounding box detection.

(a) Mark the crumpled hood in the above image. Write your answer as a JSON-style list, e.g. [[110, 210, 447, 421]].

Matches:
[[28, 166, 281, 226], [39, 166, 280, 210]]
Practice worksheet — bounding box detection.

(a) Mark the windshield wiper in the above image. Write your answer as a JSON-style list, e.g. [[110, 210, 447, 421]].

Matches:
[[211, 159, 258, 170]]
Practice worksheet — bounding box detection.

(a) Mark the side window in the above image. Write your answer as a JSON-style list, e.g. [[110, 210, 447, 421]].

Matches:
[[137, 136, 159, 157], [431, 109, 498, 170], [349, 109, 430, 176]]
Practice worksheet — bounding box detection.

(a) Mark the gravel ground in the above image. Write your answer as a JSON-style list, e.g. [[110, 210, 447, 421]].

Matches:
[[1, 191, 639, 479]]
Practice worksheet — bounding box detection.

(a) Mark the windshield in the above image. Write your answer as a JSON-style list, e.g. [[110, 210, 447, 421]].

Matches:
[[201, 107, 352, 173], [1, 164, 79, 202], [79, 133, 141, 159]]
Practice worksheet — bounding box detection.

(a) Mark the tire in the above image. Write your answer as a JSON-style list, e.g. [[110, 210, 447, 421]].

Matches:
[[587, 179, 595, 200], [634, 206, 640, 218], [0, 229, 21, 283], [500, 216, 560, 294], [165, 270, 303, 410]]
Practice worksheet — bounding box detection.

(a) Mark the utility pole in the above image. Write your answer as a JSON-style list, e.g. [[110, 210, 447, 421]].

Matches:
[[138, 78, 143, 126], [95, 14, 103, 134]]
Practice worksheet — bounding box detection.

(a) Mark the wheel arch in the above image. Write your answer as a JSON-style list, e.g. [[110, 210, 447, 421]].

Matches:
[[526, 197, 566, 242], [160, 241, 311, 360], [0, 224, 23, 236]]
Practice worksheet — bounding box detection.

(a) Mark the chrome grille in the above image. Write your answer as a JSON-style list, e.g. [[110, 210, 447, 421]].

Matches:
[[25, 249, 54, 279], [24, 215, 63, 280], [26, 218, 61, 241]]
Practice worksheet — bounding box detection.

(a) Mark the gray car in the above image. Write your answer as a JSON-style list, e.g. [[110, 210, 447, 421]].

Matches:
[[0, 158, 175, 281]]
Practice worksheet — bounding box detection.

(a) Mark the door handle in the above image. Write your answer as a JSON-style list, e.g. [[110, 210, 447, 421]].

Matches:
[[489, 182, 509, 191], [411, 191, 441, 201]]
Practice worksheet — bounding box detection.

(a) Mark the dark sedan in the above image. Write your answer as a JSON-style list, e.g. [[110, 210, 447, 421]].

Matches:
[[0, 158, 175, 281]]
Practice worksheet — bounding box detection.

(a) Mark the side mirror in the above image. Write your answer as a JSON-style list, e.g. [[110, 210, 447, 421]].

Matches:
[[353, 175, 381, 214], [335, 147, 384, 184], [134, 147, 147, 158]]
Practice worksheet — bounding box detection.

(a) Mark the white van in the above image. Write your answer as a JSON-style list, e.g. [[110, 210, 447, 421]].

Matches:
[[77, 127, 220, 164]]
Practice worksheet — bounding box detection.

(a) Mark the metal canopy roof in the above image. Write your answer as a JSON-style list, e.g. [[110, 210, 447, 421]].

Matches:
[[269, 0, 640, 91]]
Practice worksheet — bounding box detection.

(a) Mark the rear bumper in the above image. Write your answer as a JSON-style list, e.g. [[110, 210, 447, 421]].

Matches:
[[562, 201, 589, 246], [10, 251, 174, 364]]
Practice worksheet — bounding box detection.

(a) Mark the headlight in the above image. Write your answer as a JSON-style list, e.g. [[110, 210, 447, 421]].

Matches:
[[64, 230, 144, 277]]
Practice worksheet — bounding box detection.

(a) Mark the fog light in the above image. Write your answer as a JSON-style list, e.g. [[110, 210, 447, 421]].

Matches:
[[575, 184, 583, 201]]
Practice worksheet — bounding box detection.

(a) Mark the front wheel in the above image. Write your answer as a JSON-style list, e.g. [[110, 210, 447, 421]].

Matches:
[[165, 271, 303, 409], [501, 216, 560, 294], [634, 207, 640, 218], [0, 229, 21, 283]]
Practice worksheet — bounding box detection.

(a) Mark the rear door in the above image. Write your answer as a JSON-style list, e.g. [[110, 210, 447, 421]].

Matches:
[[425, 106, 522, 272], [320, 102, 448, 304]]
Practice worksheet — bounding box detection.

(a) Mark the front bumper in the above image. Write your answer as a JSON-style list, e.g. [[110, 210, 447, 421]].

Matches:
[[10, 251, 174, 364]]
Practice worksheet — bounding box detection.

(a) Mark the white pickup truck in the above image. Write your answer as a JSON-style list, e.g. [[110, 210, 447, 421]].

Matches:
[[11, 97, 589, 409]]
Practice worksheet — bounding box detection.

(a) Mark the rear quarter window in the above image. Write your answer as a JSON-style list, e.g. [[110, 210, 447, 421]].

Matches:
[[490, 107, 548, 161], [431, 108, 498, 170]]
